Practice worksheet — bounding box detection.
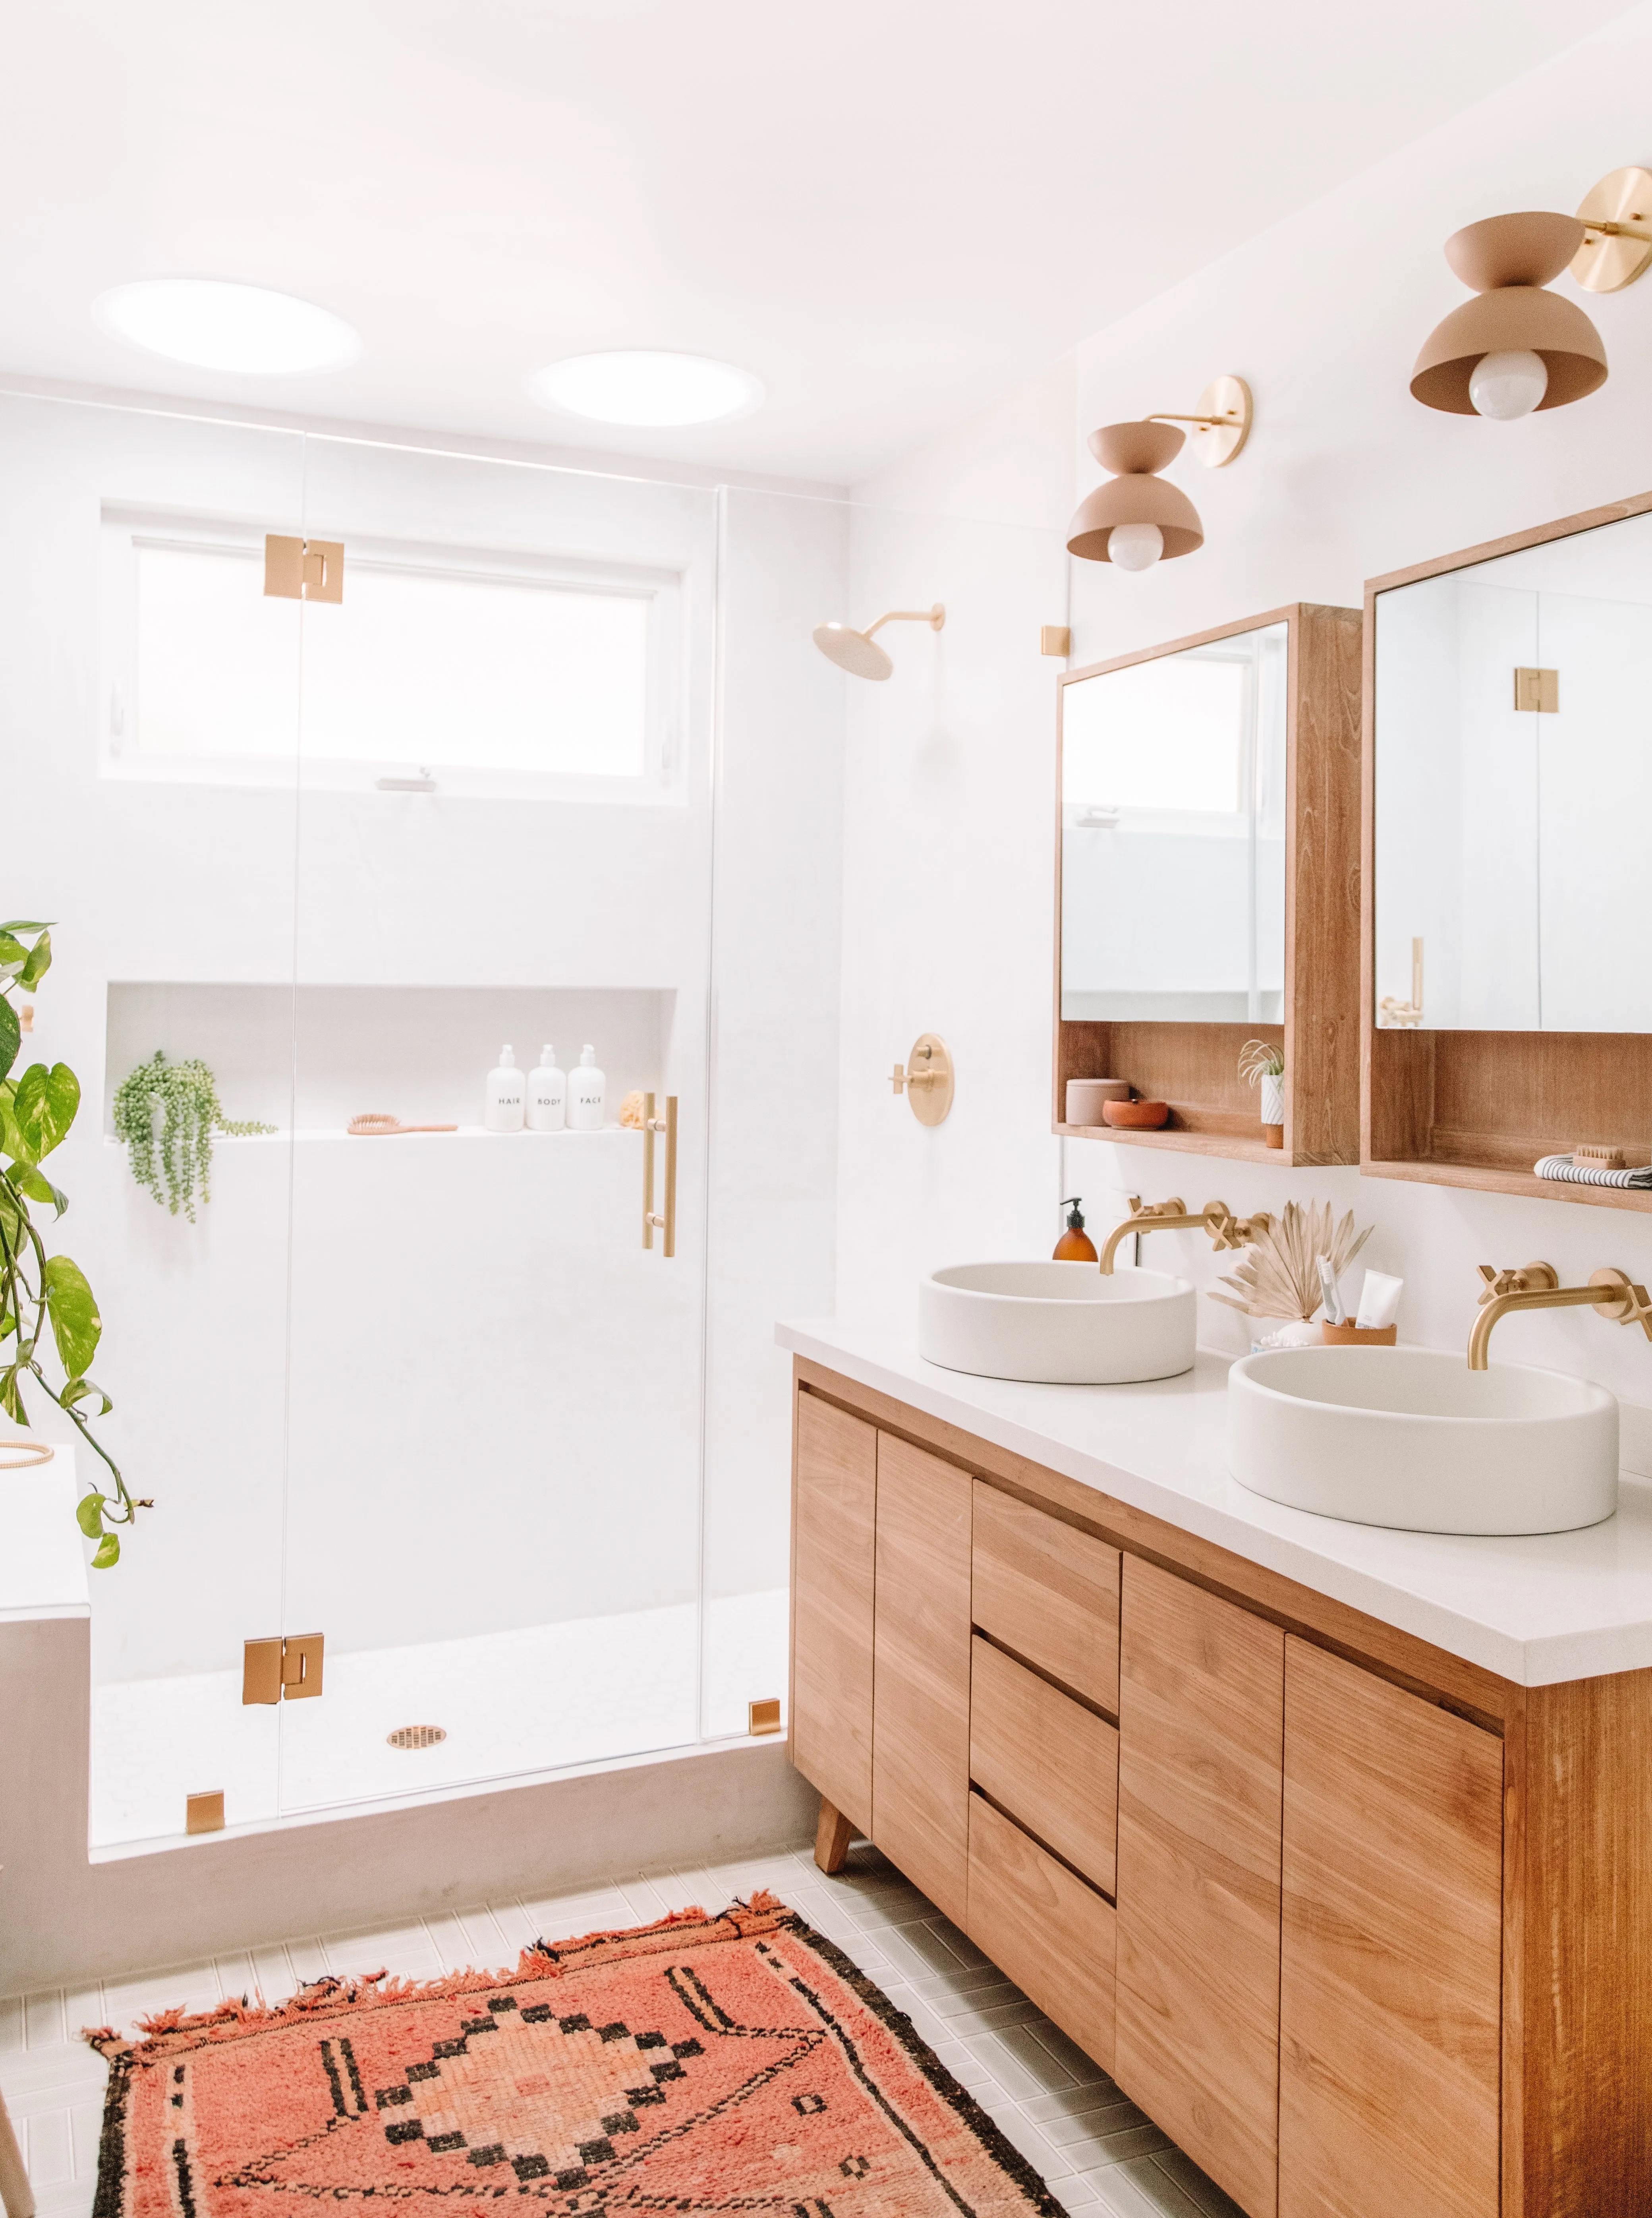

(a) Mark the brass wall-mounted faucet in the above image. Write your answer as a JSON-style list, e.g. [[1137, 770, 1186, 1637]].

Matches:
[[1468, 1261, 1652, 1369], [1097, 1195, 1272, 1276]]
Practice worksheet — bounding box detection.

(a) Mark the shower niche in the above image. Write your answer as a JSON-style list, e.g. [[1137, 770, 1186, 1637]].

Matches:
[[102, 980, 683, 1139]]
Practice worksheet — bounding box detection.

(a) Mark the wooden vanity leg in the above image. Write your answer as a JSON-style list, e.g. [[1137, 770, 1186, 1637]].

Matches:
[[814, 1797, 855, 1874]]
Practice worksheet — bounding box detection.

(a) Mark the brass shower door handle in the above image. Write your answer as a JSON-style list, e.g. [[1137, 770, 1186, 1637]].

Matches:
[[642, 1092, 678, 1257]]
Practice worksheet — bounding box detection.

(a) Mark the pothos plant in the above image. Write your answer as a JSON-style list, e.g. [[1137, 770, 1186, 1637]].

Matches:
[[0, 919, 143, 1566]]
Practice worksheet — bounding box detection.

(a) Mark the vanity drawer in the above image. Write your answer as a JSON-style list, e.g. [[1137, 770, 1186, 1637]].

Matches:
[[970, 1635, 1118, 1895], [972, 1482, 1121, 1713], [967, 1791, 1115, 2074]]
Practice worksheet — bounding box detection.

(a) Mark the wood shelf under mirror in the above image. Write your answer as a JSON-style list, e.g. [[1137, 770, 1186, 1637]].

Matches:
[[1054, 603, 1363, 1166], [1362, 487, 1652, 1208], [1366, 1027, 1652, 1212]]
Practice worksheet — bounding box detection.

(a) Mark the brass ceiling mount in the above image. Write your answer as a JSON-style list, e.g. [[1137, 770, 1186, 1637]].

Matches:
[[1067, 377, 1251, 570]]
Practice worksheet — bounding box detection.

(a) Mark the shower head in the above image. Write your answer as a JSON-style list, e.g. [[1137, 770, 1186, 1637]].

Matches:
[[812, 603, 944, 679]]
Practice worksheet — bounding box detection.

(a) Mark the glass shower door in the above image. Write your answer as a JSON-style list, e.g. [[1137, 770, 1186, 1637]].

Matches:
[[274, 435, 717, 1815]]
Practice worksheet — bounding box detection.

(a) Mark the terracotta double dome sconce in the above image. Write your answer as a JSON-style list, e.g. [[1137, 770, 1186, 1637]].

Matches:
[[1066, 375, 1251, 571], [1412, 166, 1652, 420]]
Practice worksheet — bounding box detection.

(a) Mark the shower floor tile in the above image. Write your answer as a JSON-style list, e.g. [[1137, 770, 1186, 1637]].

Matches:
[[1, 1843, 1241, 2218]]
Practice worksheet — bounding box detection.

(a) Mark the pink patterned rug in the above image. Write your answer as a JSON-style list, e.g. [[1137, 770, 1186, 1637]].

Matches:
[[87, 1893, 1057, 2215]]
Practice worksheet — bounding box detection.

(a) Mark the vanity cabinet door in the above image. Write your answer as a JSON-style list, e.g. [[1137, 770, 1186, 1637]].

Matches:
[[1116, 1556, 1286, 2218], [790, 1392, 877, 1837], [1279, 1639, 1502, 2218], [872, 1433, 972, 1925]]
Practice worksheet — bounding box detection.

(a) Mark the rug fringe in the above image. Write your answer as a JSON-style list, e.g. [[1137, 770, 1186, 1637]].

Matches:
[[84, 1895, 793, 2062]]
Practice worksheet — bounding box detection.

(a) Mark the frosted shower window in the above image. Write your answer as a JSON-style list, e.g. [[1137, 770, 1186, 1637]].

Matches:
[[106, 522, 667, 794]]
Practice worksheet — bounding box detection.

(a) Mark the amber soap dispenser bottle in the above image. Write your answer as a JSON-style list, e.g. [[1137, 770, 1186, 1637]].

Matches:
[[1053, 1197, 1098, 1263]]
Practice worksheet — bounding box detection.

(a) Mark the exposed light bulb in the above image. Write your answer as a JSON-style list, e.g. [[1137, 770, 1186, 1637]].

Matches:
[[1108, 521, 1164, 572], [1468, 348, 1548, 420]]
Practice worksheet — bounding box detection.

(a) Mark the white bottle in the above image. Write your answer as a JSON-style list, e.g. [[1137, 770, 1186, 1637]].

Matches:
[[526, 1044, 566, 1133], [484, 1045, 525, 1133], [567, 1044, 605, 1131]]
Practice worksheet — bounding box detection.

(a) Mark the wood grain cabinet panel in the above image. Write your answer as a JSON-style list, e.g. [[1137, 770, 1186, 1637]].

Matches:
[[967, 1791, 1116, 2074], [873, 1433, 973, 1926], [790, 1393, 878, 1837], [972, 1481, 1121, 1712], [1116, 1555, 1286, 2218], [970, 1634, 1118, 1895], [1279, 1638, 1502, 2218]]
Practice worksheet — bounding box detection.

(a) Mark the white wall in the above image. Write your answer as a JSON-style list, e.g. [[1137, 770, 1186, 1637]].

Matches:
[[835, 4, 1652, 1428]]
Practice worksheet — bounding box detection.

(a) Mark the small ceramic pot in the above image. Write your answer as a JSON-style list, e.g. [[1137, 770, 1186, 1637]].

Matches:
[[1066, 1078, 1131, 1125], [1102, 1098, 1170, 1129], [1321, 1321, 1398, 1346]]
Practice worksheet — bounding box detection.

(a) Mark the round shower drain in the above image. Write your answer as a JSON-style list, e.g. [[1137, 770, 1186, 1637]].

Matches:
[[386, 1724, 447, 1750]]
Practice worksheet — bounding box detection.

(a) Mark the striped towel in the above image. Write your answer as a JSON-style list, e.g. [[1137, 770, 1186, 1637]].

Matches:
[[1534, 1153, 1652, 1190]]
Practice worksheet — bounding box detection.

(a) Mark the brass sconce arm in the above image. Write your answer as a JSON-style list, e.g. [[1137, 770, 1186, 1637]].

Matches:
[[1098, 1196, 1271, 1276], [1467, 1262, 1652, 1369]]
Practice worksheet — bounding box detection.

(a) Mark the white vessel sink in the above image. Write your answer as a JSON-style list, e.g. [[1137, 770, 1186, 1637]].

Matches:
[[919, 1261, 1195, 1385], [1228, 1346, 1618, 1535]]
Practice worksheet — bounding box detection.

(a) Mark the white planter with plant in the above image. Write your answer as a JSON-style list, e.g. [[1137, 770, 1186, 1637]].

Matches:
[[1240, 1038, 1286, 1146]]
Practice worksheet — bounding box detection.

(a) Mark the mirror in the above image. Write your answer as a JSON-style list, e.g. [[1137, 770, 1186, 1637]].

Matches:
[[1059, 621, 1288, 1022], [1374, 504, 1652, 1031]]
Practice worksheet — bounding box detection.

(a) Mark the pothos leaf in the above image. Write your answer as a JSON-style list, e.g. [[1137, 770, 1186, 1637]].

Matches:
[[75, 1492, 105, 1537], [0, 933, 29, 980], [0, 1365, 25, 1422], [13, 1165, 66, 1217], [91, 1532, 120, 1569], [17, 928, 50, 990], [0, 1176, 28, 1263], [14, 1063, 79, 1161], [61, 1373, 112, 1415], [0, 996, 17, 1084], [42, 1254, 100, 1378]]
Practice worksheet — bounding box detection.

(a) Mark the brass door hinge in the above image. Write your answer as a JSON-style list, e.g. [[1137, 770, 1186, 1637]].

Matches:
[[243, 1632, 325, 1704], [264, 534, 344, 603], [1514, 666, 1558, 713]]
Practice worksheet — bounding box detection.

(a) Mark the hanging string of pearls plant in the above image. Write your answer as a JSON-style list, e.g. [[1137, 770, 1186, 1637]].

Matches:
[[112, 1052, 273, 1222]]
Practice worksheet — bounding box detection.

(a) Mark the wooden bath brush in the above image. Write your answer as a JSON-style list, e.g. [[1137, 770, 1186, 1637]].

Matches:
[[346, 1114, 458, 1136]]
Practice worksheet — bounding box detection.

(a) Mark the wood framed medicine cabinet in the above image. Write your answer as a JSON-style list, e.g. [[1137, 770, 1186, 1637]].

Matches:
[[1054, 602, 1363, 1165], [1362, 487, 1652, 1211]]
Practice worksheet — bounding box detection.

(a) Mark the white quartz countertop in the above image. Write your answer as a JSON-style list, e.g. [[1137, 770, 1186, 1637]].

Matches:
[[0, 1443, 89, 1622], [777, 1318, 1652, 1689]]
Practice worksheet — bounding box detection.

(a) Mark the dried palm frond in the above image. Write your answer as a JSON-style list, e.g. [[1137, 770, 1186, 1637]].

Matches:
[[1237, 1038, 1284, 1086], [1210, 1201, 1371, 1321]]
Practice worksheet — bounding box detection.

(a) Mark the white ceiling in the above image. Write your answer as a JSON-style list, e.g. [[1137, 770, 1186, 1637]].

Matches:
[[0, 0, 1635, 485]]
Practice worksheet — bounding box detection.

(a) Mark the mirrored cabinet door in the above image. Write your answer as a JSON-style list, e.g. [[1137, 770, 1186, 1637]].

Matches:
[[1055, 604, 1362, 1166], [1366, 489, 1652, 1209]]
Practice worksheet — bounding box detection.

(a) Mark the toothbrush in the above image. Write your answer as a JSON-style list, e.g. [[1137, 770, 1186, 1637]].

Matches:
[[1318, 1255, 1345, 1326]]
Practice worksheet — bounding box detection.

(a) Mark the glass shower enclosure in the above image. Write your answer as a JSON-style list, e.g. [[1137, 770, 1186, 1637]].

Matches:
[[2, 390, 752, 1848]]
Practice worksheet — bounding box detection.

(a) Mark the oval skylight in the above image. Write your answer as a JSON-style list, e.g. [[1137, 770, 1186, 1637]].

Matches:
[[93, 280, 362, 375], [528, 350, 763, 427]]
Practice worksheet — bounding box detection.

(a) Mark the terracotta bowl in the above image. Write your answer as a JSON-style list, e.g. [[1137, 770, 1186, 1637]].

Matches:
[[1101, 1098, 1170, 1130], [1320, 1321, 1398, 1347]]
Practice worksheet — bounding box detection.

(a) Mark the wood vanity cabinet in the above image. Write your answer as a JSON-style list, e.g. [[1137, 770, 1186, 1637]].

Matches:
[[1116, 1556, 1285, 2218], [788, 1358, 1652, 2218]]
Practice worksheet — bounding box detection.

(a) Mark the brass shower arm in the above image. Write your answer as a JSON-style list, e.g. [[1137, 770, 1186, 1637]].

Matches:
[[863, 605, 946, 639]]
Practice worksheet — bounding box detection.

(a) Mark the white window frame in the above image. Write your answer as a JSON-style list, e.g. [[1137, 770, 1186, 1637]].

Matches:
[[98, 504, 686, 804]]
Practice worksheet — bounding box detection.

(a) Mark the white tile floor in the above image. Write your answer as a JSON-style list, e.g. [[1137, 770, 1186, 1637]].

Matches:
[[0, 1842, 1242, 2218]]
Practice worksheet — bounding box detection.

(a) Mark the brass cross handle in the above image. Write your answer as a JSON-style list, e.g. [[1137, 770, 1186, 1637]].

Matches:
[[890, 1034, 954, 1125], [1476, 1262, 1558, 1305], [1204, 1201, 1272, 1251], [1590, 1268, 1652, 1338], [1124, 1195, 1189, 1221]]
